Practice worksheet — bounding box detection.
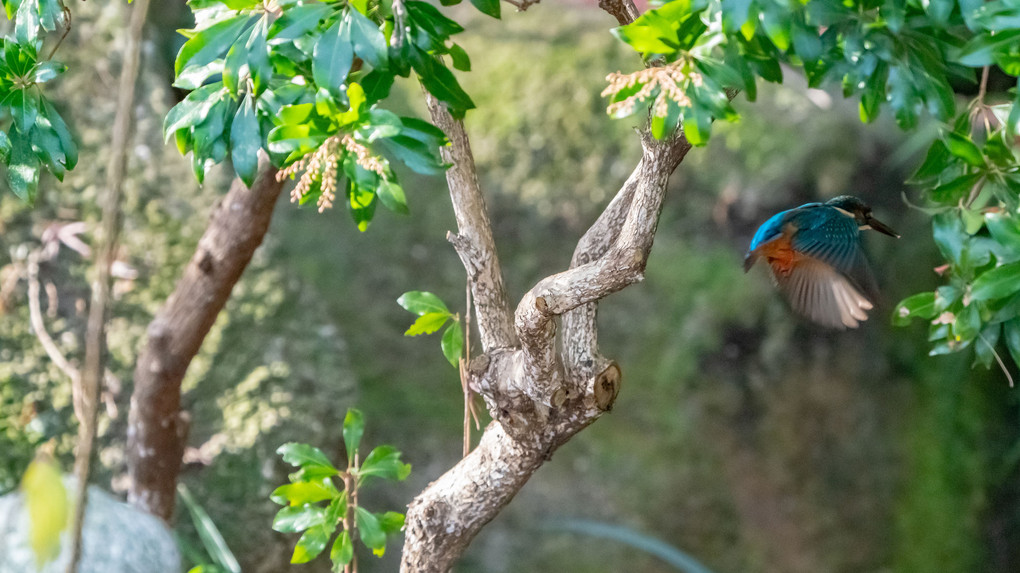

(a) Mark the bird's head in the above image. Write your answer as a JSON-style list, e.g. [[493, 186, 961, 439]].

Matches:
[[826, 195, 900, 238]]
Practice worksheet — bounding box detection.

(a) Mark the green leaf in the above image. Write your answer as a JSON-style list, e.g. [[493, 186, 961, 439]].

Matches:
[[6, 125, 39, 202], [0, 130, 11, 164], [908, 139, 950, 184], [361, 69, 395, 103], [1005, 318, 1020, 369], [6, 89, 39, 133], [944, 131, 985, 167], [271, 479, 338, 507], [721, 0, 752, 34], [377, 179, 409, 214], [222, 31, 248, 96], [30, 108, 68, 180], [313, 17, 353, 96], [359, 445, 412, 482], [974, 323, 1002, 369], [892, 291, 937, 326], [14, 0, 38, 48], [354, 507, 386, 551], [986, 213, 1020, 253], [377, 135, 447, 174], [441, 322, 463, 367], [348, 7, 388, 70], [448, 43, 471, 72], [176, 14, 252, 76], [330, 530, 354, 566], [761, 4, 791, 51], [412, 51, 475, 118], [30, 61, 64, 84], [164, 84, 226, 141], [611, 0, 699, 56], [247, 17, 272, 96], [291, 523, 331, 563], [953, 300, 981, 343], [343, 408, 364, 464], [957, 30, 1020, 67], [970, 261, 1020, 302], [682, 108, 710, 146], [230, 94, 260, 187], [378, 511, 405, 534], [931, 172, 983, 204], [267, 123, 327, 159], [405, 311, 450, 336], [277, 443, 339, 477], [337, 82, 366, 125], [268, 3, 332, 43], [397, 291, 450, 315], [40, 99, 75, 171], [178, 484, 241, 573], [469, 0, 500, 18], [273, 505, 327, 533], [933, 212, 965, 266]]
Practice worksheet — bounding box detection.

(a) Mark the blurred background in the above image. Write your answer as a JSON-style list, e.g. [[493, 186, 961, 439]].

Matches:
[[1, 2, 1019, 572]]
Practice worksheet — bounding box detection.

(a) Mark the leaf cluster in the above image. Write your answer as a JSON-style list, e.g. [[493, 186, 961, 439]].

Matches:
[[610, 0, 1020, 371], [166, 0, 492, 229], [895, 104, 1020, 369], [271, 408, 410, 570], [397, 290, 463, 367], [0, 0, 77, 202], [605, 0, 1020, 145]]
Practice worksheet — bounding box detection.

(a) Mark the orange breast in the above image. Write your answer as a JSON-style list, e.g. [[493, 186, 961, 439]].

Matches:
[[757, 234, 801, 277]]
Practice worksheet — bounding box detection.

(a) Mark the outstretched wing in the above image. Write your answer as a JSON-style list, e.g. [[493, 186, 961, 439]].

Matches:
[[789, 207, 880, 301], [771, 256, 874, 329]]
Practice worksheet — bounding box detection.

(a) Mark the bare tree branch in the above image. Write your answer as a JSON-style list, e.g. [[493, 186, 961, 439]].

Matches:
[[26, 251, 82, 417], [69, 1, 150, 569], [423, 91, 518, 351], [560, 160, 644, 385], [127, 162, 283, 521], [516, 132, 690, 402], [598, 0, 640, 26], [404, 90, 689, 568]]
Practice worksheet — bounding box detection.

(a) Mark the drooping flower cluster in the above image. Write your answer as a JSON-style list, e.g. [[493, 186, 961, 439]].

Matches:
[[602, 59, 702, 118], [276, 134, 388, 213]]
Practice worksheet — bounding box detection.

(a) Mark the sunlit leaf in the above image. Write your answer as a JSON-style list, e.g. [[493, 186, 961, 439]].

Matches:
[[970, 261, 1020, 302], [892, 291, 937, 326], [354, 507, 386, 551], [397, 291, 451, 315], [359, 445, 412, 483], [343, 408, 364, 464], [441, 321, 463, 367], [404, 311, 450, 336], [273, 505, 327, 534], [277, 443, 339, 478]]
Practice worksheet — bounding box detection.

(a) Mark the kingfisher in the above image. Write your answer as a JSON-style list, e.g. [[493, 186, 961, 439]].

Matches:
[[744, 195, 899, 329]]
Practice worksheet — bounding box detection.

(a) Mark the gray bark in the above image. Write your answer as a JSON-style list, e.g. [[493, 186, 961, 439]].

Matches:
[[402, 87, 692, 570]]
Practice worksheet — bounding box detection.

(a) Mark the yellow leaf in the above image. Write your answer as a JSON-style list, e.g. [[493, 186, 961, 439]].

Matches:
[[21, 453, 69, 570]]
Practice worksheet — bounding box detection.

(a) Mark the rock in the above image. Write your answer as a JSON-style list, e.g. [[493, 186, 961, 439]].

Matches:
[[0, 479, 179, 573]]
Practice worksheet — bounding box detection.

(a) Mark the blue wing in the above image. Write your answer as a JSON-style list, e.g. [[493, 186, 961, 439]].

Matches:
[[787, 205, 880, 301]]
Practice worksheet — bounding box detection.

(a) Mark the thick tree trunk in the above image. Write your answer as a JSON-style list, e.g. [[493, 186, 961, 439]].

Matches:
[[126, 165, 282, 521]]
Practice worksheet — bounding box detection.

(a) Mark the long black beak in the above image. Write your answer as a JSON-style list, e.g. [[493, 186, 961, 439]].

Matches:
[[865, 215, 900, 238]]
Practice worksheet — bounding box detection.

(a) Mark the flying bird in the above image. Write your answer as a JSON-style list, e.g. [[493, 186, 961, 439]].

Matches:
[[744, 195, 899, 328]]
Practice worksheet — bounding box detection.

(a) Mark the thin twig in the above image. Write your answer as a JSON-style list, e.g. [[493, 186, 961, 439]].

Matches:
[[67, 0, 150, 570], [26, 251, 83, 422], [978, 66, 990, 103], [45, 4, 73, 61], [979, 332, 1014, 388]]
